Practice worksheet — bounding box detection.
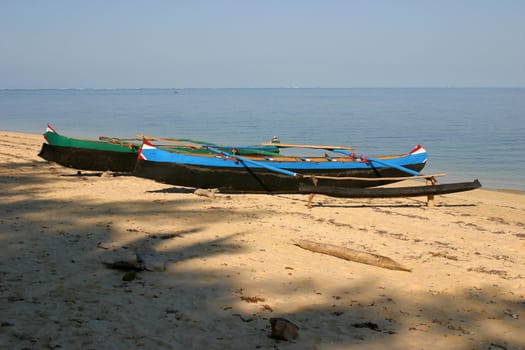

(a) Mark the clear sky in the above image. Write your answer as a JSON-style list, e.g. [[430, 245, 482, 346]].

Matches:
[[1, 0, 524, 88]]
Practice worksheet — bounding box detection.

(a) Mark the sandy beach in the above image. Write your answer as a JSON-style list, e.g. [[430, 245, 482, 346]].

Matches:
[[1, 130, 524, 349]]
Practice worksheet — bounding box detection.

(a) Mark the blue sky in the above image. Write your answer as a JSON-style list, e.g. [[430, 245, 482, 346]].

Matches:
[[1, 0, 524, 88]]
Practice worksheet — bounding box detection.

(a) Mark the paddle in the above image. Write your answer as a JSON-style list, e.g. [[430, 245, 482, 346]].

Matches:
[[209, 145, 419, 178], [205, 146, 300, 178], [366, 157, 420, 176]]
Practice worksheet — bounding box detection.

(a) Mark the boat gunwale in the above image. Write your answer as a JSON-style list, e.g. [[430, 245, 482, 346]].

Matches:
[[140, 145, 427, 169]]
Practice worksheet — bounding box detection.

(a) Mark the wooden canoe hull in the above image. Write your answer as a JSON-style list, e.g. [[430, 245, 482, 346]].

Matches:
[[135, 140, 428, 192], [38, 143, 138, 172], [133, 158, 427, 192], [298, 179, 482, 198], [38, 125, 140, 172]]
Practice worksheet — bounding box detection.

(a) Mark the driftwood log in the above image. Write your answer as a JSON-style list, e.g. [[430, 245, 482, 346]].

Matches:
[[294, 239, 411, 272]]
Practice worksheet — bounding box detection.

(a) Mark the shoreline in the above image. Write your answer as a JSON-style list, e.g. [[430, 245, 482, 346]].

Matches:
[[2, 130, 525, 349], [3, 128, 524, 194]]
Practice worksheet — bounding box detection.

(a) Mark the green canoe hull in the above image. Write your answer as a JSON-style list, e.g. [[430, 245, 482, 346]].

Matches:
[[39, 128, 281, 172]]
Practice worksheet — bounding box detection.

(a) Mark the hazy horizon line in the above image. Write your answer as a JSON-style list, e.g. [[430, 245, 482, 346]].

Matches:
[[2, 86, 524, 90]]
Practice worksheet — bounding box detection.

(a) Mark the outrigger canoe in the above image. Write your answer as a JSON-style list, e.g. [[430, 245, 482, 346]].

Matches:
[[38, 124, 280, 172], [133, 139, 429, 192]]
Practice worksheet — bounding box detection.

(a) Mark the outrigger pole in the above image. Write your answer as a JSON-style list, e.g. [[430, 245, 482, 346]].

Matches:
[[260, 142, 355, 151]]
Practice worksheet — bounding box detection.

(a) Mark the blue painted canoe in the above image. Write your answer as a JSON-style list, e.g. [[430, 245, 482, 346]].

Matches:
[[133, 140, 429, 192]]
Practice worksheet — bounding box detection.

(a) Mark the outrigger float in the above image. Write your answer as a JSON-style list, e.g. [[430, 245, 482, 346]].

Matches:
[[300, 177, 481, 207]]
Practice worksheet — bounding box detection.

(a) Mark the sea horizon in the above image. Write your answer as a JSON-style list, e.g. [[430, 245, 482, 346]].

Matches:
[[2, 86, 525, 90]]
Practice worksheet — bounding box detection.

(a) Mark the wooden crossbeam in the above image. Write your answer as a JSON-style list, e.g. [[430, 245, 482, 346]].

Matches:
[[260, 142, 355, 151]]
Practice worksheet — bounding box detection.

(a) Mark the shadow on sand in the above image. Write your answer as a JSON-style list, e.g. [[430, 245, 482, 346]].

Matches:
[[1, 161, 521, 349]]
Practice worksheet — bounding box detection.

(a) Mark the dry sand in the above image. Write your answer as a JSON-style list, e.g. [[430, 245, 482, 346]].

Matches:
[[1, 130, 524, 349]]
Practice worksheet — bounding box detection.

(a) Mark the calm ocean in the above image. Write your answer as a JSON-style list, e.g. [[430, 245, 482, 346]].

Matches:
[[1, 88, 524, 191]]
